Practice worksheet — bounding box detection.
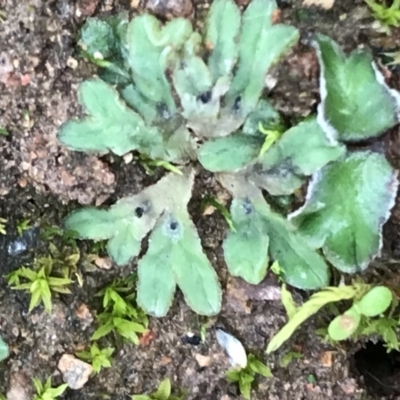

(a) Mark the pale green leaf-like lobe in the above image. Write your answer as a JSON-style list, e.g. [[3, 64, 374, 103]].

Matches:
[[172, 213, 222, 315], [120, 84, 158, 124], [64, 208, 116, 240], [128, 169, 222, 316], [138, 212, 222, 316], [172, 32, 216, 136], [290, 151, 398, 273], [127, 15, 192, 112], [225, 0, 299, 115], [223, 198, 269, 284], [137, 222, 177, 317], [260, 118, 345, 175], [106, 222, 141, 266], [218, 174, 329, 289], [264, 208, 329, 289], [58, 79, 163, 156], [249, 118, 345, 195], [315, 34, 400, 141], [198, 134, 261, 172], [328, 306, 361, 341], [0, 335, 9, 361], [173, 32, 212, 100], [206, 0, 241, 82], [356, 286, 392, 317], [172, 33, 231, 138], [79, 18, 116, 59], [67, 171, 195, 268]]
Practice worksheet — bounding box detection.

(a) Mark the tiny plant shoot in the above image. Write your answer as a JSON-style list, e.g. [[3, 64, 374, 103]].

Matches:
[[267, 283, 371, 353], [225, 354, 272, 400], [131, 378, 185, 400], [0, 217, 7, 235], [268, 284, 396, 353], [58, 0, 400, 318], [76, 343, 115, 375], [328, 286, 393, 341], [32, 377, 68, 400], [16, 219, 31, 236], [92, 276, 148, 344], [364, 0, 400, 29], [7, 257, 72, 313]]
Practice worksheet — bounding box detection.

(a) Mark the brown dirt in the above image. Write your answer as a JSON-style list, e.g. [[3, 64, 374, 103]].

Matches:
[[1, 0, 400, 399]]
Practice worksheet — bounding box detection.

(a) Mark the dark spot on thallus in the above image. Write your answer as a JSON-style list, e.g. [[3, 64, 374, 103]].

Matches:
[[242, 198, 254, 215], [156, 103, 170, 119], [135, 207, 144, 218], [233, 96, 241, 112], [198, 90, 212, 104], [169, 221, 179, 231]]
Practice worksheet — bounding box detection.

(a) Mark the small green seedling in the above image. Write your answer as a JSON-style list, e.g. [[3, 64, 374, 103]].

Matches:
[[200, 196, 235, 231], [41, 225, 78, 249], [46, 242, 82, 287], [137, 154, 183, 175], [267, 283, 371, 353], [382, 50, 400, 66], [307, 374, 317, 384], [0, 127, 8, 136], [328, 286, 393, 341], [258, 122, 283, 156], [364, 0, 400, 29], [76, 343, 114, 375], [0, 218, 7, 235], [225, 354, 272, 400], [200, 324, 207, 342], [358, 316, 399, 351], [16, 219, 31, 236], [131, 378, 185, 400], [279, 351, 303, 368], [270, 261, 285, 283], [92, 276, 148, 344], [32, 377, 68, 400], [7, 257, 72, 313]]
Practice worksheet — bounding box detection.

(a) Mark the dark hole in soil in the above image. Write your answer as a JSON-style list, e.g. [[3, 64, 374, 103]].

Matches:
[[181, 332, 201, 346], [354, 341, 400, 398]]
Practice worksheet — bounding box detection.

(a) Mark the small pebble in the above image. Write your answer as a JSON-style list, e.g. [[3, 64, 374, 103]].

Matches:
[[216, 329, 247, 369], [58, 354, 93, 389], [145, 0, 193, 18], [7, 372, 31, 400], [195, 353, 211, 368]]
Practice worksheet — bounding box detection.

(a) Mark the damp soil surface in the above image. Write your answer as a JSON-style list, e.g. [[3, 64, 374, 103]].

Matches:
[[1, 0, 400, 399]]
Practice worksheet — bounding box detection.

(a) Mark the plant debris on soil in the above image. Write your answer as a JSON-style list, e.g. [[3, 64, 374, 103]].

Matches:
[[1, 0, 400, 399]]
